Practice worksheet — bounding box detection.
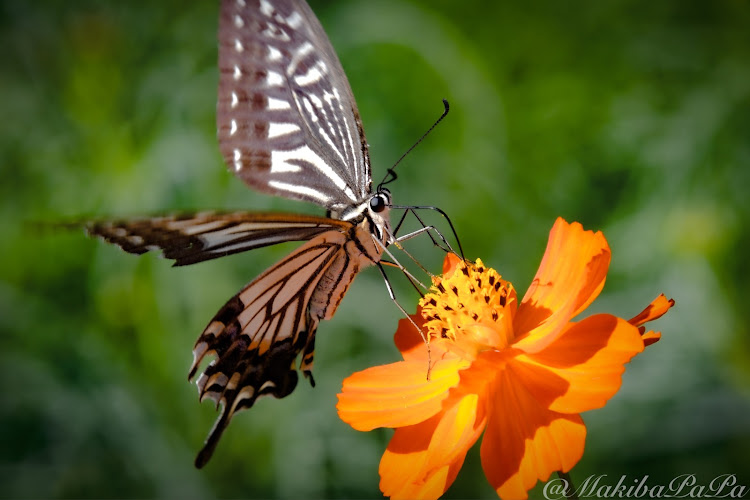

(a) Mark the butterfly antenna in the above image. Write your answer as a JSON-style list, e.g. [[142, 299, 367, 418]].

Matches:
[[377, 99, 450, 191]]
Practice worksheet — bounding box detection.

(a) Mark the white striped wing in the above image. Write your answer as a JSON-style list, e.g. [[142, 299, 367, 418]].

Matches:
[[217, 0, 372, 212]]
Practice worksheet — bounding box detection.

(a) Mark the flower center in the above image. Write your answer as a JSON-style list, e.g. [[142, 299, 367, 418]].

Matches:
[[420, 258, 516, 359]]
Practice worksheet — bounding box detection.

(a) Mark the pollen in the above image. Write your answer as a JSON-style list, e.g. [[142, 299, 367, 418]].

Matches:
[[419, 258, 516, 353]]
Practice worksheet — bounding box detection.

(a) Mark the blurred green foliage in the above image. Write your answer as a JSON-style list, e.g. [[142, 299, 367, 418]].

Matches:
[[2, 0, 749, 498]]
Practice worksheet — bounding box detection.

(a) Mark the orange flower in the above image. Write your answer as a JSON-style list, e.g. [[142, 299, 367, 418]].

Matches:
[[337, 218, 674, 499]]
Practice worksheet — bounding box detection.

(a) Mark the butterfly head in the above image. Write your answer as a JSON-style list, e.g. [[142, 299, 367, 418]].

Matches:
[[330, 188, 393, 246], [365, 188, 393, 245], [362, 187, 393, 245], [369, 188, 390, 214]]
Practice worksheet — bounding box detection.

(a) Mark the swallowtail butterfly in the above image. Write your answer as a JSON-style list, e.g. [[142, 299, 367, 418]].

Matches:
[[87, 0, 425, 467]]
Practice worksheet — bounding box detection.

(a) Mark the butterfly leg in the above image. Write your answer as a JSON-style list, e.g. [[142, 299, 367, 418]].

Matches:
[[376, 263, 432, 379], [390, 207, 448, 252], [374, 237, 429, 292], [390, 205, 465, 258], [379, 220, 454, 280], [393, 225, 454, 277], [390, 207, 411, 238], [395, 211, 455, 254]]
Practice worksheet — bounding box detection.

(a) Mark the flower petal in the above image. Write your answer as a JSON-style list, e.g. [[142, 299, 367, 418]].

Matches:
[[480, 362, 586, 499], [628, 294, 675, 327], [641, 331, 662, 346], [337, 358, 467, 431], [442, 252, 463, 277], [514, 218, 611, 352], [393, 314, 452, 363], [514, 314, 644, 414], [379, 393, 486, 499]]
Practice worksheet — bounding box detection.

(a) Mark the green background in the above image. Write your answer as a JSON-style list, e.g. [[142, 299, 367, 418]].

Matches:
[[2, 0, 749, 498]]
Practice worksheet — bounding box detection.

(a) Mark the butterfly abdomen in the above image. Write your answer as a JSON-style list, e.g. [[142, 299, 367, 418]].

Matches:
[[308, 250, 357, 321], [308, 224, 385, 321]]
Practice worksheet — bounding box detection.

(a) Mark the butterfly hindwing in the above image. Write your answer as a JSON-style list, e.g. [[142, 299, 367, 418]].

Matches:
[[218, 0, 371, 212], [188, 229, 356, 467]]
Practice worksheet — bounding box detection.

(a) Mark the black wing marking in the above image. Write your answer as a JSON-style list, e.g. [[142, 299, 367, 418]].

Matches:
[[218, 0, 372, 210], [86, 211, 349, 266], [188, 230, 352, 467]]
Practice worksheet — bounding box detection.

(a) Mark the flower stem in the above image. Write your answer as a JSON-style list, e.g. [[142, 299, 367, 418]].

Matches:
[[556, 471, 578, 500]]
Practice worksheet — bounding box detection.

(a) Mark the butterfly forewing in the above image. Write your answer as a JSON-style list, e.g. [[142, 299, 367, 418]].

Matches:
[[86, 212, 350, 266], [218, 0, 372, 212]]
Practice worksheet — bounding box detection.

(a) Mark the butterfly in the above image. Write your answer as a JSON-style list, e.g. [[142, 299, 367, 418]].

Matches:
[[87, 0, 399, 468]]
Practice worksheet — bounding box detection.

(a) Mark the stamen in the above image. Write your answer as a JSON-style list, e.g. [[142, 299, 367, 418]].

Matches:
[[419, 258, 517, 355]]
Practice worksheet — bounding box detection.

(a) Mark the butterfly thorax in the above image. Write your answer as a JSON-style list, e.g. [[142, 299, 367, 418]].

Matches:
[[309, 191, 392, 322]]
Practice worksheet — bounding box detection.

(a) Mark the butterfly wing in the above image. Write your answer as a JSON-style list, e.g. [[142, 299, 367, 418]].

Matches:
[[188, 228, 357, 467], [218, 0, 372, 212], [86, 0, 389, 468], [86, 212, 350, 266]]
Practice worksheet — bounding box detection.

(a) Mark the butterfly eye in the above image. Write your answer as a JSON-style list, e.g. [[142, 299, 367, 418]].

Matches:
[[370, 193, 388, 213]]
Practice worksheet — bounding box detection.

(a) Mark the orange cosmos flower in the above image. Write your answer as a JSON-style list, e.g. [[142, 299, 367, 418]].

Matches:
[[337, 217, 674, 500]]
